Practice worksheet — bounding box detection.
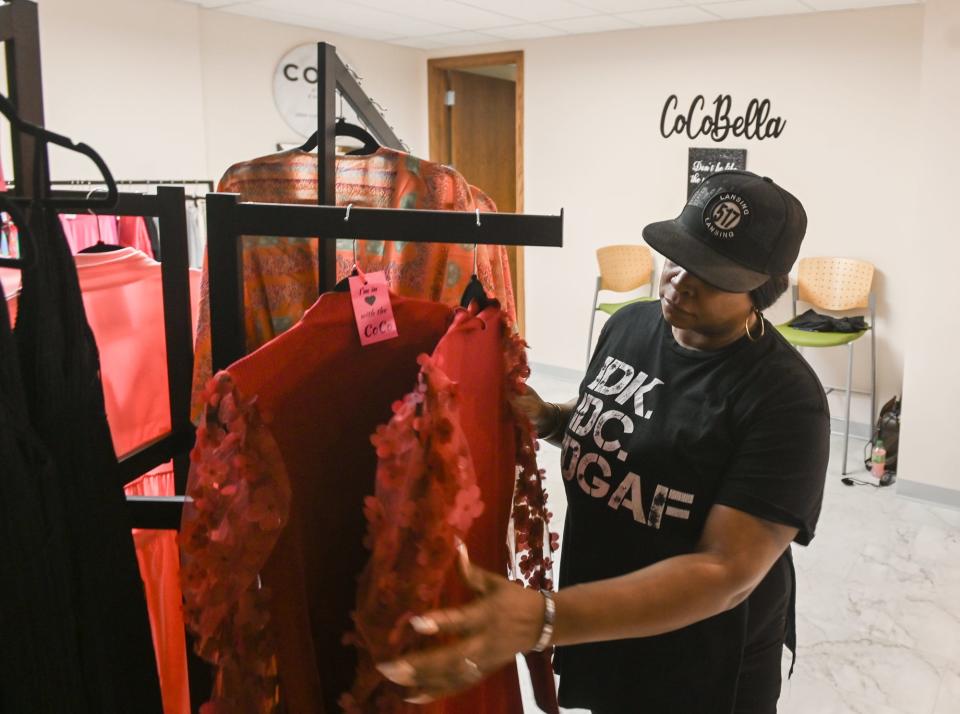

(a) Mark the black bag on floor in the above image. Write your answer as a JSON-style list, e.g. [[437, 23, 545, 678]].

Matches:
[[865, 396, 901, 474]]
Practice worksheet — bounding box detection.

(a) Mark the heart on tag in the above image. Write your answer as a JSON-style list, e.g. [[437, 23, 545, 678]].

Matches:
[[364, 295, 377, 306]]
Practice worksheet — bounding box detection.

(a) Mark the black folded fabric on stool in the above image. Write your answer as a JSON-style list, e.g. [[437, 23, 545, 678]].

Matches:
[[788, 309, 869, 333]]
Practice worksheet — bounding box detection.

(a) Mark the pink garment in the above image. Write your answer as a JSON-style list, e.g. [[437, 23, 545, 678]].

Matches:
[[73, 248, 201, 456], [0, 267, 19, 304], [0, 162, 17, 259], [60, 214, 120, 254], [118, 215, 154, 259]]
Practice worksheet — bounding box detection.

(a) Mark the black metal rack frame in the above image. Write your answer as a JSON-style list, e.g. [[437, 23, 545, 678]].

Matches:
[[314, 42, 404, 288], [2, 187, 197, 528], [0, 0, 46, 198], [14, 179, 214, 191], [77, 187, 196, 528], [207, 194, 563, 371]]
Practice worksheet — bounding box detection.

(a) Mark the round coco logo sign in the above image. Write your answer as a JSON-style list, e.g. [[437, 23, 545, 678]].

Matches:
[[273, 44, 322, 138]]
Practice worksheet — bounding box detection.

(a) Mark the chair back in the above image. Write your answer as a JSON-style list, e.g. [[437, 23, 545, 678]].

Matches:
[[797, 257, 874, 311], [596, 244, 654, 293]]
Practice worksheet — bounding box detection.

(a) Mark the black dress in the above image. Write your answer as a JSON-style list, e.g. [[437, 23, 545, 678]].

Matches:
[[1, 203, 162, 713]]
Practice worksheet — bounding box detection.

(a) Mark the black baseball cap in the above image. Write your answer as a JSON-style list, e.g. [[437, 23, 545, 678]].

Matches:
[[642, 170, 807, 292]]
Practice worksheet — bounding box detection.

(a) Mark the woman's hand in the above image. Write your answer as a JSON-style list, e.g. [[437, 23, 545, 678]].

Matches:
[[511, 383, 558, 440], [375, 543, 546, 705]]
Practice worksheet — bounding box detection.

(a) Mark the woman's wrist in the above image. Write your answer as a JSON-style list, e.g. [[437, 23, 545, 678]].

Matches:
[[539, 401, 563, 441]]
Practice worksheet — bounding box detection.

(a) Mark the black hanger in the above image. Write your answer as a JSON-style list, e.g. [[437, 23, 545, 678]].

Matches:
[[78, 241, 124, 254], [0, 92, 118, 210], [459, 216, 493, 310], [75, 188, 123, 254], [333, 265, 360, 292], [337, 119, 380, 156], [460, 274, 493, 310], [299, 118, 380, 155]]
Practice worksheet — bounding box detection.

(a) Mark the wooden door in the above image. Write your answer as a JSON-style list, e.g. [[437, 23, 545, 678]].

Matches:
[[428, 52, 524, 333], [437, 70, 516, 213]]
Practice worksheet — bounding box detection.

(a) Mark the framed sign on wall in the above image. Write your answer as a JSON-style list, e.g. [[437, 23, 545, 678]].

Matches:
[[274, 43, 321, 138], [687, 148, 747, 199]]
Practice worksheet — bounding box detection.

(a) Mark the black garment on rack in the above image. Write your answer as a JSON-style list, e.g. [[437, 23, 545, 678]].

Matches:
[[0, 292, 88, 713], [788, 308, 869, 333], [14, 199, 162, 713]]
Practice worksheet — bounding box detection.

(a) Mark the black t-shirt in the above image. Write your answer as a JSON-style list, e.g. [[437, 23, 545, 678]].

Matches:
[[554, 300, 829, 713]]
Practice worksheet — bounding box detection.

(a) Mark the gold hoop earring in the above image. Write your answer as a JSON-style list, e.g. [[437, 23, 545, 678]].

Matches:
[[745, 309, 765, 342]]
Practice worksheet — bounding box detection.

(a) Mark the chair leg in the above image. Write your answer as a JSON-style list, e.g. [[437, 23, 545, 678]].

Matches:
[[842, 341, 854, 475], [870, 324, 877, 440], [587, 309, 597, 368], [587, 291, 599, 369]]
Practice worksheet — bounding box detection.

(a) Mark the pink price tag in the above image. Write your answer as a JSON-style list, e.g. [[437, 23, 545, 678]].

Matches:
[[349, 270, 399, 346]]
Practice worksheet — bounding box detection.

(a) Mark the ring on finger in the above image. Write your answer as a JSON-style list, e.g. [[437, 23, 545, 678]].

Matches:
[[462, 657, 482, 681]]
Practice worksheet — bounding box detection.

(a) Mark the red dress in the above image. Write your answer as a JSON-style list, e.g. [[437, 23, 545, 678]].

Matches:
[[346, 304, 559, 714], [180, 295, 556, 714], [182, 293, 454, 713]]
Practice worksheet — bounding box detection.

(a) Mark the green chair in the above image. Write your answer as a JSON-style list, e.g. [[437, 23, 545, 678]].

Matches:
[[776, 257, 876, 475], [587, 244, 657, 366]]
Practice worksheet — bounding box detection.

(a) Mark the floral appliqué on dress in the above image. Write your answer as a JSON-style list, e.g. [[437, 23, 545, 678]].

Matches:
[[179, 373, 291, 714]]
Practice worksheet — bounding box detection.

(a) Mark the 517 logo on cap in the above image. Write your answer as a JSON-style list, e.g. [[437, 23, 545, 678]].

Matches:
[[704, 193, 750, 239]]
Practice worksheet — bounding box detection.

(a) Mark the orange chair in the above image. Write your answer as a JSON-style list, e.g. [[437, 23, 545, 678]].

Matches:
[[587, 245, 656, 366], [776, 257, 876, 474]]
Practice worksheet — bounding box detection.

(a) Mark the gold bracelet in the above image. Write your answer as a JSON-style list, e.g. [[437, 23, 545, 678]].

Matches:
[[532, 590, 556, 652]]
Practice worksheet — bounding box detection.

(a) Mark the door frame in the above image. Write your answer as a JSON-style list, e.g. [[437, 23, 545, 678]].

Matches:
[[427, 50, 526, 335]]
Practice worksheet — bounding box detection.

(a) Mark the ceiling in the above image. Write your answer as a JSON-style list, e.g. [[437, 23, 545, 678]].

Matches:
[[178, 0, 923, 49]]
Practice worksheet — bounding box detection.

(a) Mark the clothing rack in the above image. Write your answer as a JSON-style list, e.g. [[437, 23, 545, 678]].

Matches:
[[0, 3, 200, 527], [10, 179, 214, 196], [48, 179, 214, 189], [3, 187, 197, 527], [0, 2, 212, 709], [206, 41, 563, 374], [0, 0, 202, 523]]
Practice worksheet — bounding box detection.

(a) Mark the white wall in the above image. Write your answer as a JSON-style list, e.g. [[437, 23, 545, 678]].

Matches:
[[24, 0, 426, 184], [429, 5, 924, 430], [897, 0, 960, 497], [35, 0, 208, 180], [197, 9, 427, 183]]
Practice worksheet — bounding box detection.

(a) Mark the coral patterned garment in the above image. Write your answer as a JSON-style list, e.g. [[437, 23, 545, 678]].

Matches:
[[345, 304, 559, 714], [190, 147, 515, 420], [180, 294, 555, 714]]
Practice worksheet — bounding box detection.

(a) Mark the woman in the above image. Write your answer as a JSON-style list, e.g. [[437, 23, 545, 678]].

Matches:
[[377, 171, 830, 713]]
